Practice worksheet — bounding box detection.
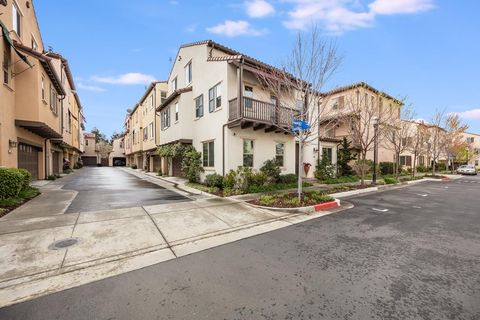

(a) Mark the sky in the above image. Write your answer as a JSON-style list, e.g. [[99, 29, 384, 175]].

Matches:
[[34, 0, 480, 137]]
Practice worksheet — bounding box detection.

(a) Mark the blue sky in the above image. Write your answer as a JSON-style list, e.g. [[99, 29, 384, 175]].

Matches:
[[34, 0, 480, 137]]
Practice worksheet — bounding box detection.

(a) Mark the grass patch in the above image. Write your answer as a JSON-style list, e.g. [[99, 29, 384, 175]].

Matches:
[[321, 175, 359, 184], [252, 190, 335, 208], [0, 186, 40, 218]]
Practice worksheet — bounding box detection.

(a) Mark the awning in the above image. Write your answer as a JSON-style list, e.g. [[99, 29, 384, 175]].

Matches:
[[15, 120, 62, 139], [0, 20, 32, 67]]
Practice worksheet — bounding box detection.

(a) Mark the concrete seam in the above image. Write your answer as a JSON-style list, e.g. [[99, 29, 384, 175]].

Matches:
[[59, 213, 81, 269], [141, 206, 177, 258]]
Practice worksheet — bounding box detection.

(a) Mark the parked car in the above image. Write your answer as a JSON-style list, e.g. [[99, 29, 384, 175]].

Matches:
[[457, 165, 477, 175]]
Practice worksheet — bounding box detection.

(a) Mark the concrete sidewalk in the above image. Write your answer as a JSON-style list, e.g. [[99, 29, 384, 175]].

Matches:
[[0, 195, 349, 308]]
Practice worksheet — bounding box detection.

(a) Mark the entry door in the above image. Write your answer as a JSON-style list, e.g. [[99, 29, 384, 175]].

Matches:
[[18, 143, 39, 180]]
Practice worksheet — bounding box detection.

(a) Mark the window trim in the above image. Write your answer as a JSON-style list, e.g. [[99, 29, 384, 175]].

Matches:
[[184, 60, 192, 85], [209, 82, 222, 112], [12, 1, 22, 37], [195, 94, 204, 119], [275, 142, 285, 167], [243, 139, 254, 167], [202, 140, 215, 167], [3, 49, 10, 85]]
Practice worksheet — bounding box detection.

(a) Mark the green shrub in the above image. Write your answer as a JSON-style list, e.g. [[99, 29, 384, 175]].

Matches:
[[130, 164, 138, 169], [415, 165, 429, 173], [278, 174, 297, 184], [205, 173, 224, 188], [17, 168, 31, 190], [435, 162, 446, 171], [181, 148, 204, 183], [260, 159, 281, 183], [323, 175, 359, 184], [63, 168, 73, 174], [379, 162, 394, 175], [74, 161, 83, 169], [314, 153, 335, 181], [223, 170, 238, 190], [157, 169, 163, 176], [0, 168, 24, 199], [337, 137, 356, 176], [383, 176, 398, 184], [47, 174, 57, 180], [259, 194, 277, 206]]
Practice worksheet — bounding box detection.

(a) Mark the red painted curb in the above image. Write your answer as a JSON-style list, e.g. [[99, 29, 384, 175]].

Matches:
[[441, 177, 449, 181], [314, 201, 339, 211]]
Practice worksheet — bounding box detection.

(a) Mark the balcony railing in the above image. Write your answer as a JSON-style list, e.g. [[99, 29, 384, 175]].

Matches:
[[228, 97, 297, 128]]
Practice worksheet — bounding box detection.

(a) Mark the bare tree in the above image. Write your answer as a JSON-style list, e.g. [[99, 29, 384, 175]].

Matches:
[[97, 140, 113, 159], [429, 110, 447, 176], [442, 114, 468, 172], [383, 106, 414, 178], [341, 88, 400, 185], [255, 26, 342, 199], [409, 121, 430, 177]]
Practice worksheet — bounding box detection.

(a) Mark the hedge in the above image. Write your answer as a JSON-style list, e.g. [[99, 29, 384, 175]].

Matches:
[[0, 168, 30, 199]]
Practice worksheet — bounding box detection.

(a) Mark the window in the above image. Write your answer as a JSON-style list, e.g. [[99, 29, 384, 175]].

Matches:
[[243, 139, 254, 167], [161, 91, 167, 103], [143, 127, 148, 141], [325, 127, 336, 138], [202, 141, 214, 167], [40, 76, 45, 100], [171, 77, 177, 92], [150, 94, 154, 108], [132, 130, 136, 144], [3, 49, 10, 85], [476, 160, 479, 167], [270, 95, 277, 106], [12, 3, 21, 36], [185, 61, 192, 85], [322, 147, 333, 164], [50, 85, 58, 114], [85, 139, 89, 146], [275, 143, 285, 167], [467, 137, 475, 143], [295, 99, 303, 111], [161, 107, 171, 129], [400, 155, 412, 166], [149, 122, 154, 139], [244, 85, 253, 108], [31, 36, 38, 51], [209, 83, 222, 112], [175, 103, 179, 122], [195, 94, 204, 118], [418, 156, 425, 166]]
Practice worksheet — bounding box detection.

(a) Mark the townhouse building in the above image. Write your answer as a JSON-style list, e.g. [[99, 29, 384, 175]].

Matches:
[[462, 132, 480, 168], [319, 82, 404, 165], [81, 133, 99, 166], [156, 40, 317, 179], [109, 136, 126, 167], [124, 81, 167, 171], [0, 0, 84, 180]]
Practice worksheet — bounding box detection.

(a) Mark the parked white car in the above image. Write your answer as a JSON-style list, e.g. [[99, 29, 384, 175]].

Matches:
[[457, 165, 477, 175]]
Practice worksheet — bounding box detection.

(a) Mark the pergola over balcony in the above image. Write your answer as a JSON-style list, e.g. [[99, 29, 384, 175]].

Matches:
[[228, 97, 296, 133]]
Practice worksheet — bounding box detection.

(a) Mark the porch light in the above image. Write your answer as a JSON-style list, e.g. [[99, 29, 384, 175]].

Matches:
[[8, 140, 17, 148]]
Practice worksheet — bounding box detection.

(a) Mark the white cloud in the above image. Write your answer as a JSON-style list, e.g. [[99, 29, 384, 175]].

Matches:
[[245, 0, 275, 18], [207, 20, 267, 37], [370, 0, 435, 15], [283, 0, 435, 33], [92, 73, 156, 85], [452, 109, 480, 120], [77, 83, 106, 92], [185, 24, 197, 33]]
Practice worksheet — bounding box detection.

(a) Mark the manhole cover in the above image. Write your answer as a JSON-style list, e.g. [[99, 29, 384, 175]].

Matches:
[[49, 238, 80, 250]]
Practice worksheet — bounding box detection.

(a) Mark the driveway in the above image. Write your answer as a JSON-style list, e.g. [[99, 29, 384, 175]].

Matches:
[[1, 176, 478, 319], [63, 167, 189, 213]]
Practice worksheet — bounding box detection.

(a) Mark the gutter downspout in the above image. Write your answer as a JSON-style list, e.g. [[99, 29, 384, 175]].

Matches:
[[222, 123, 227, 176], [44, 138, 48, 179]]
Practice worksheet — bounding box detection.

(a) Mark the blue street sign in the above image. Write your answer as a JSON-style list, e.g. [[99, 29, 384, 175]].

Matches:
[[292, 120, 310, 132]]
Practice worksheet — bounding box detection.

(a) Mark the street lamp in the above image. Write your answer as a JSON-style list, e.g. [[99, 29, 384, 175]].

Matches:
[[372, 116, 379, 185]]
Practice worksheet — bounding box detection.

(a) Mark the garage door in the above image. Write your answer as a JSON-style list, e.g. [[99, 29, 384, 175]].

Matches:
[[81, 156, 97, 166], [18, 143, 39, 180], [52, 152, 60, 174]]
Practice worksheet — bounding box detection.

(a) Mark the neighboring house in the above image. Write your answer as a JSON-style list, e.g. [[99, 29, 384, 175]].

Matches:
[[156, 40, 303, 179], [462, 132, 480, 168], [124, 81, 167, 171], [109, 136, 126, 167], [81, 133, 99, 166], [319, 82, 404, 165], [0, 1, 84, 179]]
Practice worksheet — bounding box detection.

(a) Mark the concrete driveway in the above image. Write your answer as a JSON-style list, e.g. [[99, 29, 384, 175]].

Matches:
[[62, 167, 189, 213], [1, 176, 478, 319]]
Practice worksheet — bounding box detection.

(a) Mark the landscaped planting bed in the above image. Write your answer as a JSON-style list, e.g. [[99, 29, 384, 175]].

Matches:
[[250, 191, 335, 208]]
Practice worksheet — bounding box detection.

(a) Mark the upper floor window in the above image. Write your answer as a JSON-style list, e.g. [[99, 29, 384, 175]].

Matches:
[[175, 103, 179, 122], [12, 3, 21, 36], [161, 91, 167, 103], [149, 122, 154, 139], [244, 85, 253, 108], [209, 83, 222, 112], [50, 84, 58, 114], [161, 107, 171, 130], [143, 127, 148, 141], [185, 61, 192, 85], [3, 49, 10, 85], [150, 94, 154, 108], [195, 94, 204, 118], [171, 77, 177, 92], [332, 96, 344, 110]]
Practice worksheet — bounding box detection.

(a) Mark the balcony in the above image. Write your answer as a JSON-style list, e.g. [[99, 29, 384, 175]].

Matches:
[[228, 97, 297, 132]]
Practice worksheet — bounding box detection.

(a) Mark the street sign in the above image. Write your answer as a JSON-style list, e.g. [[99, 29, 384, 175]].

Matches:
[[292, 120, 310, 132]]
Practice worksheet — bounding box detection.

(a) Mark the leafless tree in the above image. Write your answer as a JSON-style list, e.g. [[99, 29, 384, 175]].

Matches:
[[97, 140, 113, 159], [255, 26, 342, 199], [429, 110, 447, 176], [340, 88, 400, 185], [408, 121, 430, 177], [383, 106, 414, 178], [442, 114, 468, 172]]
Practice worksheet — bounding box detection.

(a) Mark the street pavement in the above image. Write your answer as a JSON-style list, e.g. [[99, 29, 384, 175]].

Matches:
[[1, 175, 479, 319]]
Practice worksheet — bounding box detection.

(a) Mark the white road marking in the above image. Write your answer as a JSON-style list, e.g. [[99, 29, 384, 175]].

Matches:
[[416, 193, 428, 197], [372, 208, 389, 212], [412, 206, 422, 208]]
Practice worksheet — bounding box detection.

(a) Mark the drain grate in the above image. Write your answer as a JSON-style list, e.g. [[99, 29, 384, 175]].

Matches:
[[49, 238, 80, 250]]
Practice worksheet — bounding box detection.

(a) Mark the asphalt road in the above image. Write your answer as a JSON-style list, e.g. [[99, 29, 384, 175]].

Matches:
[[62, 167, 189, 213], [1, 176, 479, 319]]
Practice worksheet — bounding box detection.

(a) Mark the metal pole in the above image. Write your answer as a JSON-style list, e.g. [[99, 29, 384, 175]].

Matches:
[[298, 130, 303, 201], [372, 122, 378, 185]]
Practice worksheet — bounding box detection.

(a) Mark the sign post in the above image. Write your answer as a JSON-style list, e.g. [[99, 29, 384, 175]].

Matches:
[[292, 120, 310, 200]]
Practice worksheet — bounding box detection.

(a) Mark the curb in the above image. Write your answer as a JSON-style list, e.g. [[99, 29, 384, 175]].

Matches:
[[314, 199, 340, 211]]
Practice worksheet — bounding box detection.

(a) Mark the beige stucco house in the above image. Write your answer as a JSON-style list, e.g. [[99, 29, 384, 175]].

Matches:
[[109, 136, 126, 167], [156, 40, 322, 179], [0, 0, 84, 179], [462, 132, 480, 168], [124, 81, 167, 171], [81, 133, 99, 166]]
